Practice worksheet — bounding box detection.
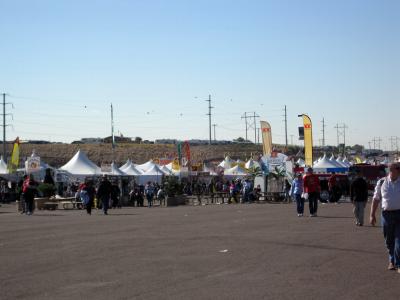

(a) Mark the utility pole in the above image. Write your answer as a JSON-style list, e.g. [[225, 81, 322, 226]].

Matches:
[[321, 118, 326, 147], [111, 103, 115, 162], [206, 95, 213, 145], [1, 94, 13, 162], [253, 112, 260, 144], [212, 124, 217, 142], [241, 112, 248, 141], [283, 105, 288, 148]]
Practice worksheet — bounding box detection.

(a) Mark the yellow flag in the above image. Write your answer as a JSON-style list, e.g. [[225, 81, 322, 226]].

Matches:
[[260, 121, 272, 156], [172, 158, 180, 171], [8, 137, 20, 173], [301, 115, 313, 167], [354, 156, 362, 164]]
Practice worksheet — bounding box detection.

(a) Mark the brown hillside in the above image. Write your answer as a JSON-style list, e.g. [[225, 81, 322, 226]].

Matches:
[[7, 143, 268, 168]]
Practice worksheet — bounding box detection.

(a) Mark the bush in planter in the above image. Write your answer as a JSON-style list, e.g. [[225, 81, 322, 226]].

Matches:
[[37, 183, 56, 198], [163, 176, 182, 197]]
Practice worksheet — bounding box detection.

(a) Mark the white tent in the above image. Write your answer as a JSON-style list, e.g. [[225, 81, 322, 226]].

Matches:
[[328, 154, 345, 168], [160, 165, 173, 175], [137, 165, 165, 185], [123, 164, 142, 176], [218, 157, 233, 169], [119, 159, 132, 171], [224, 165, 249, 177], [245, 158, 260, 170], [106, 162, 126, 176], [313, 154, 348, 173], [296, 158, 306, 167], [165, 162, 181, 175], [136, 160, 157, 173], [0, 156, 8, 175], [59, 150, 101, 176]]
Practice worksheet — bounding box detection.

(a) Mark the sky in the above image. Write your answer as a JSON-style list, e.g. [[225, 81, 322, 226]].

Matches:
[[0, 0, 399, 150]]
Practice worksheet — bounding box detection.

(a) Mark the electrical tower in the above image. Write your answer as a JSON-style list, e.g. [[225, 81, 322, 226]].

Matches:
[[206, 95, 213, 145], [242, 112, 260, 144], [283, 105, 288, 148], [372, 137, 382, 150]]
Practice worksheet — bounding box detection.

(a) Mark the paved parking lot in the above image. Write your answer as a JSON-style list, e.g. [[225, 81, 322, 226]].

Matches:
[[0, 202, 398, 300]]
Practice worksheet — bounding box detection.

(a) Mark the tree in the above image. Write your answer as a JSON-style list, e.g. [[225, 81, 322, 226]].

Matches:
[[134, 137, 142, 144]]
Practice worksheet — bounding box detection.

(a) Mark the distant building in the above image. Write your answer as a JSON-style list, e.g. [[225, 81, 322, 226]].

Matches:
[[155, 139, 178, 145], [81, 138, 104, 144]]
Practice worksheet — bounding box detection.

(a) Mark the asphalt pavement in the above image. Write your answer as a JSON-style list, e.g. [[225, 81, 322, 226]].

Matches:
[[0, 201, 399, 300]]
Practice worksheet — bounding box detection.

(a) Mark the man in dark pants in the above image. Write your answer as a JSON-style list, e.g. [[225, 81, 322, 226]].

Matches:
[[110, 181, 121, 209], [350, 170, 368, 226], [303, 167, 320, 217], [370, 163, 400, 272], [22, 174, 38, 215], [97, 176, 112, 215]]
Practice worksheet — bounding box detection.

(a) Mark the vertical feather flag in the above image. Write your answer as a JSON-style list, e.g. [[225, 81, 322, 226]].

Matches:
[[260, 121, 273, 156], [300, 114, 313, 167], [8, 137, 20, 173]]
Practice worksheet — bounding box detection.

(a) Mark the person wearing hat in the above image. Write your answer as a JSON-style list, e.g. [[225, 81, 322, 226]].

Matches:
[[290, 173, 304, 216], [370, 162, 400, 272], [303, 167, 320, 217]]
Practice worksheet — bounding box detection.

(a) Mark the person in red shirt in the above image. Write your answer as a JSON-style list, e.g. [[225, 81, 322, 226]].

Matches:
[[303, 167, 321, 217]]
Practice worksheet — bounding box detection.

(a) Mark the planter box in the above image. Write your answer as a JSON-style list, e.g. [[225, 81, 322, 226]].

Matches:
[[166, 195, 186, 207], [34, 197, 51, 210]]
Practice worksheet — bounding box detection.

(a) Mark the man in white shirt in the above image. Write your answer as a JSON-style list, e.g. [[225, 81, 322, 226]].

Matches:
[[370, 162, 400, 272]]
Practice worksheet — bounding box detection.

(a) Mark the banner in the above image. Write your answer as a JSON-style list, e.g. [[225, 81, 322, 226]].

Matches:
[[260, 121, 272, 156], [8, 137, 20, 173], [301, 114, 313, 167], [26, 156, 40, 174]]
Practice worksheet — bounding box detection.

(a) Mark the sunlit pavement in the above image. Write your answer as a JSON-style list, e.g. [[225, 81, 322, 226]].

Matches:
[[0, 202, 397, 300]]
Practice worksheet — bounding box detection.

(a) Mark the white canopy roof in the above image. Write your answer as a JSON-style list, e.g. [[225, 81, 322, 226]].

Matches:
[[245, 159, 260, 169], [296, 158, 306, 167], [123, 164, 142, 176], [313, 154, 340, 169], [119, 159, 132, 171], [0, 156, 8, 175], [106, 162, 126, 176], [143, 165, 165, 176], [136, 160, 157, 172], [59, 150, 101, 176], [224, 165, 249, 176], [328, 154, 345, 168], [160, 165, 172, 175]]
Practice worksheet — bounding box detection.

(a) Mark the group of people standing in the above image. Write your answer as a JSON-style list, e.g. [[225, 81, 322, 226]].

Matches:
[[290, 163, 400, 275]]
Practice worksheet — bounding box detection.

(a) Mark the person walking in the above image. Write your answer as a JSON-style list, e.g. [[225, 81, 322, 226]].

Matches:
[[303, 167, 320, 217], [144, 182, 154, 207], [97, 175, 112, 215], [22, 174, 38, 215], [110, 181, 121, 209], [290, 173, 304, 217], [350, 170, 368, 226], [370, 162, 400, 272]]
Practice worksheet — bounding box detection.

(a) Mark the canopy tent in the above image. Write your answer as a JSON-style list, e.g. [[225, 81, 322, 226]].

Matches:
[[136, 160, 157, 173], [335, 156, 348, 168], [165, 162, 181, 176], [59, 150, 101, 176], [328, 154, 345, 168], [137, 165, 165, 185], [296, 158, 306, 167], [313, 154, 348, 173], [0, 156, 8, 175], [105, 162, 126, 176], [218, 156, 234, 170], [342, 157, 351, 167], [119, 159, 133, 171], [224, 165, 249, 178], [122, 164, 142, 176], [245, 158, 260, 170], [160, 165, 173, 175]]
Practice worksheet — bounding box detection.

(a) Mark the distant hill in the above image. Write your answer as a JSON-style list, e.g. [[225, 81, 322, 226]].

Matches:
[[7, 143, 273, 168]]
